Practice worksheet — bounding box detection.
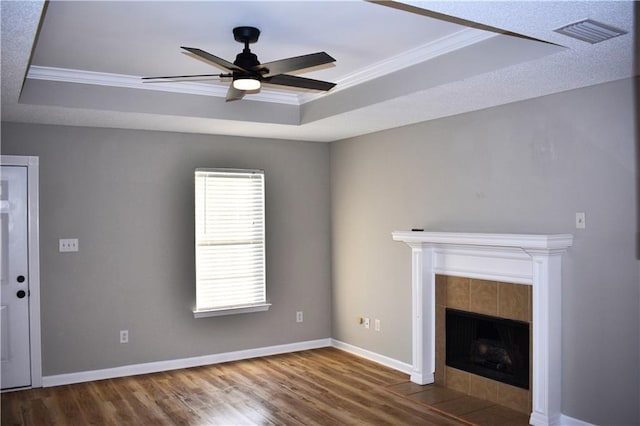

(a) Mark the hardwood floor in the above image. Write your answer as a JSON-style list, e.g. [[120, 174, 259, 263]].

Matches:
[[2, 347, 467, 426]]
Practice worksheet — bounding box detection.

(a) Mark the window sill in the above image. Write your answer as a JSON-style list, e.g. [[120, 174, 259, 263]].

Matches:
[[193, 303, 272, 318]]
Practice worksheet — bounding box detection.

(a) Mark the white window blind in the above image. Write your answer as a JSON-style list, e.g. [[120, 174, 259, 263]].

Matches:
[[194, 168, 268, 316]]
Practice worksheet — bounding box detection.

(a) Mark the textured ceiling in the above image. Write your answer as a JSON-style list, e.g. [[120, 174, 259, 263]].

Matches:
[[1, 1, 637, 142]]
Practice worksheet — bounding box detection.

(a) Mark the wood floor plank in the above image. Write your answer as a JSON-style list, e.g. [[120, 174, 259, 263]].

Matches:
[[269, 353, 427, 425], [2, 348, 469, 425]]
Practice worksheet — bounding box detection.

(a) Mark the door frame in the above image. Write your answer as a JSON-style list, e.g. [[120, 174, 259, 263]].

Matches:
[[1, 155, 41, 389]]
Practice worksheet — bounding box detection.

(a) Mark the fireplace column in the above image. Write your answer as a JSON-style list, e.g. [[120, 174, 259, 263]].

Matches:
[[407, 241, 436, 385], [526, 248, 565, 426]]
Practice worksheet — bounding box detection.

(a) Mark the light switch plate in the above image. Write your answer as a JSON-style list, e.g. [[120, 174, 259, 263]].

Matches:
[[59, 238, 79, 252]]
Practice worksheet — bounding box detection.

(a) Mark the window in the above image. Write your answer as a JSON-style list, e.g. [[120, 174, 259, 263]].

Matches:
[[193, 168, 269, 317]]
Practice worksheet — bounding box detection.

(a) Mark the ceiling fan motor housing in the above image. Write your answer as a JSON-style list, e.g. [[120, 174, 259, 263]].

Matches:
[[233, 26, 260, 44], [232, 27, 266, 76], [234, 50, 260, 71]]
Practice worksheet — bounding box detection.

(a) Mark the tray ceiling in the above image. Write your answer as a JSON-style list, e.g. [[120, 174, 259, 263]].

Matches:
[[1, 1, 636, 142]]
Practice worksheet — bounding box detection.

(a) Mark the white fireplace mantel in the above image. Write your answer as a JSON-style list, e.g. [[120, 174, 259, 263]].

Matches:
[[392, 231, 573, 426]]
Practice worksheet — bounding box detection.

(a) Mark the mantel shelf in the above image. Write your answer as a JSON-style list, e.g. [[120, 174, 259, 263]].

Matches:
[[392, 231, 573, 251]]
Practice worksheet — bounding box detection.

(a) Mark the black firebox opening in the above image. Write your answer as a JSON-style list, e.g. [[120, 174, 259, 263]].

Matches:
[[445, 308, 530, 389]]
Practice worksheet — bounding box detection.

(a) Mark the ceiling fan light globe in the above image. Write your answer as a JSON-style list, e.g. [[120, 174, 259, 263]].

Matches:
[[233, 77, 260, 91]]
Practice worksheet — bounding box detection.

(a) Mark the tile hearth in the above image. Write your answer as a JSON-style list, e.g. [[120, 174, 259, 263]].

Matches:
[[388, 382, 529, 426]]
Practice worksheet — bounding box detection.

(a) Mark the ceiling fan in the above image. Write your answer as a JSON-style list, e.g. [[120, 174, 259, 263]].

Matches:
[[142, 26, 336, 102]]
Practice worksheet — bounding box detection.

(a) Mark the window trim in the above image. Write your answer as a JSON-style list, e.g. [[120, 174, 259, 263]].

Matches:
[[192, 168, 269, 318], [193, 302, 271, 318]]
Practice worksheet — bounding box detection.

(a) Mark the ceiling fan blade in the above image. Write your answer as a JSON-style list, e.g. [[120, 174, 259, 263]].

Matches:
[[263, 74, 336, 91], [258, 52, 335, 76], [181, 46, 247, 73], [225, 85, 245, 102], [142, 73, 231, 81]]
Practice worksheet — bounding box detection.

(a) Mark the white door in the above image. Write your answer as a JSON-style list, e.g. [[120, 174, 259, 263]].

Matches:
[[1, 165, 31, 389]]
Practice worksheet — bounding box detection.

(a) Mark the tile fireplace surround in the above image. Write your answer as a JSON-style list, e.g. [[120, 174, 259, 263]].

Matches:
[[392, 231, 573, 426]]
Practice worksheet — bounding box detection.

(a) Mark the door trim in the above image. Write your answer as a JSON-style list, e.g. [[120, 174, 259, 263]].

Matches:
[[1, 155, 41, 389]]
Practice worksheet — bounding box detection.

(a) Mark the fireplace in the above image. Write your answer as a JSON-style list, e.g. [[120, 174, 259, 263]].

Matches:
[[392, 231, 572, 426], [446, 308, 529, 389]]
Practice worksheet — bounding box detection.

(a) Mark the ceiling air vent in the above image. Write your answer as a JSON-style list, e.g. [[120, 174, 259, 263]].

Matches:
[[554, 19, 627, 44]]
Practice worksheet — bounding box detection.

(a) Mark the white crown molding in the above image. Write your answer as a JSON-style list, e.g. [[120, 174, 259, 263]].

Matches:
[[299, 27, 498, 103], [27, 28, 496, 107], [338, 27, 497, 90], [26, 66, 301, 105]]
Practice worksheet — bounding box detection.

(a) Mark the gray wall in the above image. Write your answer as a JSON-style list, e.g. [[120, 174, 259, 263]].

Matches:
[[1, 77, 638, 425], [1, 124, 332, 375], [330, 77, 639, 425]]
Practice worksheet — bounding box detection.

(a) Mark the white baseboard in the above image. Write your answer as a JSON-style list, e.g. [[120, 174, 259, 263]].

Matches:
[[559, 414, 596, 426], [42, 338, 332, 387], [330, 339, 413, 375], [331, 340, 596, 426], [40, 338, 597, 426]]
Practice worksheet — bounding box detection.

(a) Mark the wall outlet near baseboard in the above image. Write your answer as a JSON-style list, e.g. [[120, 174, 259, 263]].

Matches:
[[296, 311, 303, 323], [120, 330, 129, 344]]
